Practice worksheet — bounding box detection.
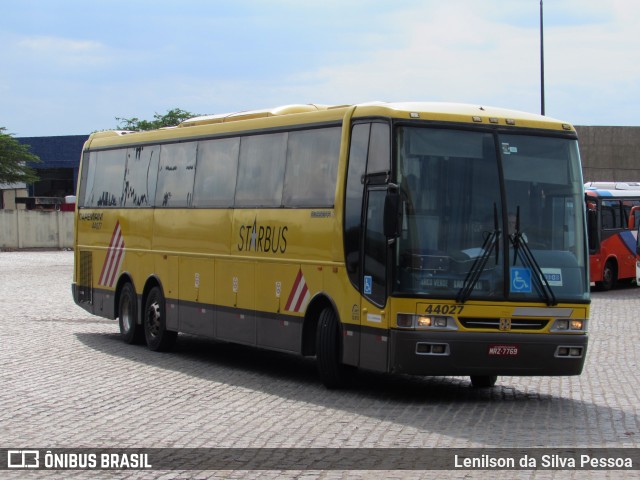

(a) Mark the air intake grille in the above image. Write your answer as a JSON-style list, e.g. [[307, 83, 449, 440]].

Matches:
[[460, 318, 548, 331], [78, 250, 93, 304]]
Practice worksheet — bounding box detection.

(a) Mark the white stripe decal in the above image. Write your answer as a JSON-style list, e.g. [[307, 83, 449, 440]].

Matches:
[[99, 222, 125, 288], [285, 269, 310, 313]]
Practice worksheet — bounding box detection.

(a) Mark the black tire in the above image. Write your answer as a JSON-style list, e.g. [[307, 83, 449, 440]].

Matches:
[[118, 282, 144, 344], [316, 307, 351, 389], [144, 286, 177, 352], [596, 260, 617, 291], [470, 375, 498, 388]]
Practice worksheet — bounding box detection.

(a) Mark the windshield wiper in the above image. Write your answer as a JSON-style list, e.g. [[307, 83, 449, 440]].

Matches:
[[457, 204, 500, 303], [510, 207, 557, 306]]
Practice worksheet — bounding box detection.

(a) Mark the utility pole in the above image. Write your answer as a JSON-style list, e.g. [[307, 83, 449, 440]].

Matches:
[[540, 0, 545, 115]]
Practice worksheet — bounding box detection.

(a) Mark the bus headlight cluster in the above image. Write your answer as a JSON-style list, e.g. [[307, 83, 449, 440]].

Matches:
[[550, 319, 588, 332], [396, 314, 458, 330]]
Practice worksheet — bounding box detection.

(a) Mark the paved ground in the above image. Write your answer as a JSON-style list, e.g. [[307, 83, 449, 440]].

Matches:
[[0, 251, 638, 479]]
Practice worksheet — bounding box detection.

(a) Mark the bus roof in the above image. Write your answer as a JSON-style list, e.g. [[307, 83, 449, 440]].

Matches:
[[85, 101, 575, 150], [351, 101, 573, 131], [585, 182, 640, 198]]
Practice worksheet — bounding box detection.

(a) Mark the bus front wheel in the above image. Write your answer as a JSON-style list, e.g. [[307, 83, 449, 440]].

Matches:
[[144, 286, 177, 352], [316, 308, 351, 389], [118, 282, 144, 344]]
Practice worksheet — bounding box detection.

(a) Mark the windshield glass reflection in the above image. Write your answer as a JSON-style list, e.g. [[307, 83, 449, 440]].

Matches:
[[393, 127, 588, 302]]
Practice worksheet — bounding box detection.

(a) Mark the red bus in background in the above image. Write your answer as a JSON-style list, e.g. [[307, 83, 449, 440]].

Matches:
[[585, 182, 640, 290], [636, 221, 640, 286], [60, 195, 76, 212]]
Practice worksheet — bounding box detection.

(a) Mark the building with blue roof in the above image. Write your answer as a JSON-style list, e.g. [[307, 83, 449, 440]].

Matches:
[[1, 135, 87, 209]]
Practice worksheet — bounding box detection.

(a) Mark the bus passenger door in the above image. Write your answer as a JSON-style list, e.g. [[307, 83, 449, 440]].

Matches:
[[359, 186, 390, 372]]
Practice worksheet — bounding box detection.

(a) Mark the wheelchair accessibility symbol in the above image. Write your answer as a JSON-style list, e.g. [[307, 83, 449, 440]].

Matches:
[[510, 267, 532, 293], [364, 276, 373, 295]]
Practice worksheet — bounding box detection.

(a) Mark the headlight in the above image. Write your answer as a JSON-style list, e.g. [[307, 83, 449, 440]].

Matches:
[[396, 314, 458, 330], [551, 318, 588, 332]]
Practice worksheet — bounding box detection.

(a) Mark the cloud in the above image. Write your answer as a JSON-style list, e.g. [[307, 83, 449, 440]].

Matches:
[[284, 4, 540, 109], [274, 0, 640, 124], [2, 0, 639, 135], [15, 35, 113, 68]]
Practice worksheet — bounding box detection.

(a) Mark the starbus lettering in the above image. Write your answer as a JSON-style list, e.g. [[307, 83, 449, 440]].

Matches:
[[238, 219, 288, 254]]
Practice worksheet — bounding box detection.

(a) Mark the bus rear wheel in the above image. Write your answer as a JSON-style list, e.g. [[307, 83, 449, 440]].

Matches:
[[470, 375, 497, 388], [316, 307, 351, 389], [144, 286, 177, 352], [596, 260, 617, 291], [118, 282, 144, 344]]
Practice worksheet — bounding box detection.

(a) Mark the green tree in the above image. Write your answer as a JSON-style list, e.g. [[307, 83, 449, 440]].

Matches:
[[115, 108, 198, 131], [0, 127, 40, 185]]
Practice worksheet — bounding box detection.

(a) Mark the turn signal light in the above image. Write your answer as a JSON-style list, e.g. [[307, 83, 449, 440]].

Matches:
[[551, 319, 587, 332], [397, 314, 458, 330]]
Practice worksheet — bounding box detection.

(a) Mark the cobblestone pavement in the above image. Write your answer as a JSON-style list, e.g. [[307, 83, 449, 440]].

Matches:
[[1, 251, 638, 479]]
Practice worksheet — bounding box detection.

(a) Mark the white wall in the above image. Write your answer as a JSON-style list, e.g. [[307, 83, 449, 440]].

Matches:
[[0, 210, 74, 249]]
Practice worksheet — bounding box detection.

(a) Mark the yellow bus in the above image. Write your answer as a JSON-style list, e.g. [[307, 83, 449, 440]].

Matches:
[[72, 102, 590, 389]]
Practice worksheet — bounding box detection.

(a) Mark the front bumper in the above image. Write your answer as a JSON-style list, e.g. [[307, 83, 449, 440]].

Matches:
[[389, 329, 588, 376]]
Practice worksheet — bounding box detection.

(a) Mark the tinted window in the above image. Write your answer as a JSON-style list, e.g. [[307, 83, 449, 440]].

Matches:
[[193, 137, 240, 207], [367, 123, 390, 174], [601, 200, 622, 229], [235, 133, 288, 207], [155, 142, 197, 207], [123, 146, 160, 207], [84, 149, 126, 207], [80, 152, 97, 207], [622, 200, 640, 228], [282, 127, 341, 206]]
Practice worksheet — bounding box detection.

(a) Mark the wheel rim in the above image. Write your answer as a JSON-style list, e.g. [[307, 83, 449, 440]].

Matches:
[[121, 297, 133, 332], [147, 301, 161, 338]]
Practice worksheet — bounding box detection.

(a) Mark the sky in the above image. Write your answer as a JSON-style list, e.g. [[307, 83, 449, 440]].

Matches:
[[1, 0, 639, 137]]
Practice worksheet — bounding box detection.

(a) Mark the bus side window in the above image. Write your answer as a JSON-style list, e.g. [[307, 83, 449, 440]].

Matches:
[[79, 151, 96, 207], [124, 146, 159, 207], [367, 123, 390, 175], [86, 149, 127, 207], [601, 200, 622, 229], [156, 142, 197, 208], [193, 137, 240, 208], [282, 127, 341, 207], [235, 133, 288, 207]]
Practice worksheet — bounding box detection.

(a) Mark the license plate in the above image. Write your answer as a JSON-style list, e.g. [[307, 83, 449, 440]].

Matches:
[[488, 344, 519, 356]]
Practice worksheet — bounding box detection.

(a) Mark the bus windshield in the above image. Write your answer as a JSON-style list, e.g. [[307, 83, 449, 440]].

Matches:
[[394, 126, 588, 303]]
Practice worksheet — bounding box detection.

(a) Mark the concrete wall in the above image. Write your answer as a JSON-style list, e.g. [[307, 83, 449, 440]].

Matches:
[[576, 126, 640, 182], [1, 189, 28, 210], [0, 210, 74, 249]]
